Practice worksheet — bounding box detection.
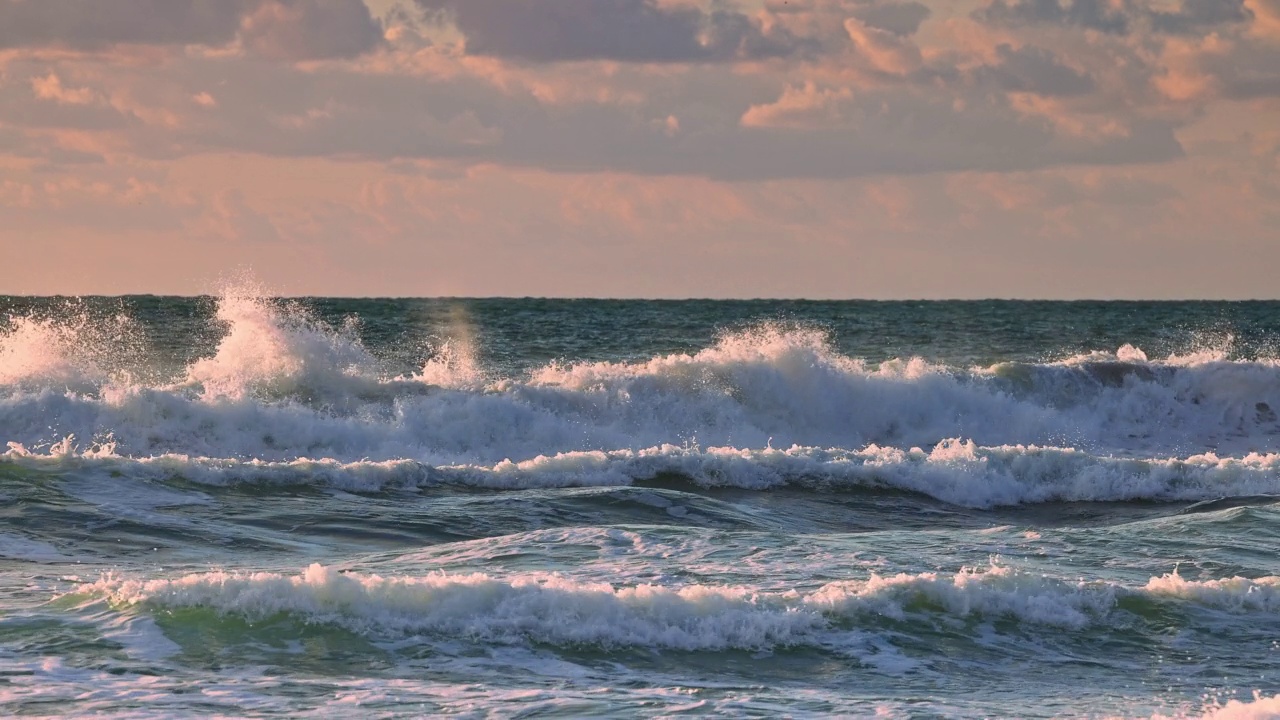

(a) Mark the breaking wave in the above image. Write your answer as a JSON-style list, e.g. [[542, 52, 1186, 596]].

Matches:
[[73, 564, 1280, 652], [5, 289, 1280, 507], [9, 441, 1280, 508]]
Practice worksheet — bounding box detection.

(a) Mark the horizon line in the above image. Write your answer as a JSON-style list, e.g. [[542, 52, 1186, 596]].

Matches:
[[2, 294, 1279, 303]]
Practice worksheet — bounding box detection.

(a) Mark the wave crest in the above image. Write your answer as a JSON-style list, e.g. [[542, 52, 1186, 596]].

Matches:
[[7, 294, 1280, 496], [10, 440, 1280, 508], [75, 564, 1280, 651]]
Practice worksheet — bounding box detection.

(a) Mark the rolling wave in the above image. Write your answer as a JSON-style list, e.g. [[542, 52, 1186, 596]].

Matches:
[[4, 290, 1280, 508], [8, 441, 1280, 508], [73, 564, 1280, 652]]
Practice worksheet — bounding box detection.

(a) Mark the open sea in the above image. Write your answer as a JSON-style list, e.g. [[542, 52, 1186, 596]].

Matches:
[[4, 292, 1280, 718]]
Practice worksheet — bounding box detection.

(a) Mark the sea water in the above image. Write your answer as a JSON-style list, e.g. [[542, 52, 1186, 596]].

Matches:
[[2, 292, 1280, 718]]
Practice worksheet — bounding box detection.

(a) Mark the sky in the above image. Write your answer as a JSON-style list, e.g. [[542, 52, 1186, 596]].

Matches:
[[0, 0, 1276, 298]]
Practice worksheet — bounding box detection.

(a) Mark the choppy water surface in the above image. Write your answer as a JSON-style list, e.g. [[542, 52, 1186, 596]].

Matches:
[[3, 293, 1280, 718]]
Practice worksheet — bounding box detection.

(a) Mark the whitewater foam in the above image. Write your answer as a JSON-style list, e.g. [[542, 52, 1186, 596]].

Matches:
[[10, 296, 1280, 718], [6, 292, 1280, 506], [181, 293, 395, 405], [75, 564, 1280, 652], [1144, 572, 1280, 612], [1149, 693, 1280, 720], [0, 303, 144, 392], [10, 440, 1280, 508]]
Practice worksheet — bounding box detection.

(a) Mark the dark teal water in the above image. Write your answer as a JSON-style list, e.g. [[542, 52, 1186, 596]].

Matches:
[[1, 294, 1279, 718], [6, 296, 1278, 370]]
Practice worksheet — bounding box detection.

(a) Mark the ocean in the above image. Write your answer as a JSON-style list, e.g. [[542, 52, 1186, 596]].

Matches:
[[2, 292, 1280, 718]]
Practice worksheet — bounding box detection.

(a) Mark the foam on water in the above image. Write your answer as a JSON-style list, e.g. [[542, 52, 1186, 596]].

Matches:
[[9, 440, 1280, 508], [1149, 693, 1280, 720], [1198, 694, 1280, 720], [8, 295, 1280, 717], [73, 564, 1280, 651], [4, 289, 1280, 507], [1144, 572, 1280, 612], [84, 563, 827, 651]]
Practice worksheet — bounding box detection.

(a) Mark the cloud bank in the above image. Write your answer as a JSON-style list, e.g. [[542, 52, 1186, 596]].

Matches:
[[0, 0, 1275, 296]]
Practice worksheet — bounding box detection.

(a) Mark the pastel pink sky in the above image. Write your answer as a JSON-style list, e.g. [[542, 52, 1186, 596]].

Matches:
[[1, 0, 1277, 298]]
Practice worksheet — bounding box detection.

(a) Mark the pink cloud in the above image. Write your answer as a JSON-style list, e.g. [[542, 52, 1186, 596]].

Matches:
[[30, 73, 96, 105], [740, 82, 854, 128], [239, 0, 384, 61]]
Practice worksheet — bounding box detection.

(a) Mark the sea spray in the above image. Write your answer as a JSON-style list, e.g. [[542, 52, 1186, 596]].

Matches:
[[6, 297, 1280, 717]]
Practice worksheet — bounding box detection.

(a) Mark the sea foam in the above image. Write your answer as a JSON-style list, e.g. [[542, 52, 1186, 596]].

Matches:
[[78, 565, 1280, 651], [8, 440, 1280, 508], [5, 290, 1280, 507]]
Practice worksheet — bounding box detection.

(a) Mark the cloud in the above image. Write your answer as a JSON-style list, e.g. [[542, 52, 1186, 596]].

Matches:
[[0, 125, 106, 168], [843, 17, 923, 75], [1150, 0, 1254, 34], [0, 0, 252, 50], [1249, 0, 1280, 37], [239, 0, 386, 60], [740, 82, 854, 128], [0, 0, 1235, 182], [849, 1, 932, 35], [0, 66, 132, 132], [416, 0, 812, 62], [1150, 24, 1280, 100], [0, 38, 1187, 181], [979, 44, 1095, 96], [0, 0, 382, 60], [973, 0, 1131, 34], [205, 188, 282, 242], [31, 73, 97, 105], [1193, 38, 1280, 98], [0, 0, 1271, 300], [974, 0, 1257, 35]]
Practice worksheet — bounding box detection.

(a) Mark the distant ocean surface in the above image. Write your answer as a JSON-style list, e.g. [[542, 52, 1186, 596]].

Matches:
[[4, 293, 1280, 718]]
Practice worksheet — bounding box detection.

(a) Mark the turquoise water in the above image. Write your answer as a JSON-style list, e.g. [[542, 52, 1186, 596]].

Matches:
[[2, 294, 1280, 717]]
